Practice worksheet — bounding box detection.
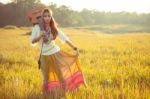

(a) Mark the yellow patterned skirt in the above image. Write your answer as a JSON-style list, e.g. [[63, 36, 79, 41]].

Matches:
[[40, 50, 87, 93]]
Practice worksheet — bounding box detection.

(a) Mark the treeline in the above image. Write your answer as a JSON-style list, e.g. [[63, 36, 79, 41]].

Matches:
[[0, 0, 150, 27]]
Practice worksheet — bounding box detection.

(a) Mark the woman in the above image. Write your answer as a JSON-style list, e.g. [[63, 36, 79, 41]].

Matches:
[[30, 8, 87, 98]]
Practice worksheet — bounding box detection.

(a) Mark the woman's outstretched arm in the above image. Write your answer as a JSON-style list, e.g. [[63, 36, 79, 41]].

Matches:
[[65, 40, 78, 51], [58, 30, 79, 55], [65, 40, 79, 56]]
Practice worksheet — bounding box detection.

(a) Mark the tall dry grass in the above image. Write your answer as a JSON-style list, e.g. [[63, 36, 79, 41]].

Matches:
[[0, 26, 150, 99]]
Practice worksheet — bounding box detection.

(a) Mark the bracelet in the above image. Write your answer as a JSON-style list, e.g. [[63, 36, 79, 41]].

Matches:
[[73, 47, 77, 50]]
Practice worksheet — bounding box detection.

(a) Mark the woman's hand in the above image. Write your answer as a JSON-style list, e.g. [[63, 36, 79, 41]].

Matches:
[[40, 31, 46, 38], [65, 40, 80, 56], [32, 31, 46, 44], [76, 48, 80, 56], [73, 47, 80, 56]]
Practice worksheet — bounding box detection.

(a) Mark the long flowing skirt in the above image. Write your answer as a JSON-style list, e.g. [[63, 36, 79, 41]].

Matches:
[[40, 50, 87, 94]]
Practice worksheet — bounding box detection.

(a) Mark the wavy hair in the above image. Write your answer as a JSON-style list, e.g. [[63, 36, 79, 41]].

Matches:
[[41, 8, 58, 40]]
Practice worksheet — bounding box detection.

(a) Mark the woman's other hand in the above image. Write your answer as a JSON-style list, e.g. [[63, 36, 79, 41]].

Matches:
[[74, 47, 80, 56], [40, 31, 46, 38]]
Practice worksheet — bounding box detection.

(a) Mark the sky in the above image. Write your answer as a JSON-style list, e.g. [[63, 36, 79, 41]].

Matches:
[[0, 0, 150, 13]]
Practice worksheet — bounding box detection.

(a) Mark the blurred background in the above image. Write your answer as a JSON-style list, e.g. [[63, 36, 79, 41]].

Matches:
[[0, 0, 150, 31]]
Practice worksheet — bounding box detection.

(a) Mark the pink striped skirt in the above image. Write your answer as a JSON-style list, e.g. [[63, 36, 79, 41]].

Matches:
[[40, 50, 87, 93]]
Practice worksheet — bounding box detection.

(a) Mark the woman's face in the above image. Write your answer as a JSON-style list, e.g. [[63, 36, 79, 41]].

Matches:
[[43, 11, 52, 24]]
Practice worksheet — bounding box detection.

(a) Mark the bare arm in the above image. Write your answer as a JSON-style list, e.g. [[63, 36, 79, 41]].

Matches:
[[65, 40, 77, 50], [57, 30, 79, 55], [66, 40, 80, 56]]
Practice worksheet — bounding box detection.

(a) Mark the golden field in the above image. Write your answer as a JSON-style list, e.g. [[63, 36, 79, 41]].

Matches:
[[0, 25, 150, 99]]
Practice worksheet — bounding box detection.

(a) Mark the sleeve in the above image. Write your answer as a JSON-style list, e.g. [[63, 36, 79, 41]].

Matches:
[[57, 29, 70, 44], [30, 25, 40, 46]]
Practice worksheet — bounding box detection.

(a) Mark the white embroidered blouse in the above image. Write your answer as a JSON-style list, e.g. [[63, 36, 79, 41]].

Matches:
[[30, 24, 70, 55]]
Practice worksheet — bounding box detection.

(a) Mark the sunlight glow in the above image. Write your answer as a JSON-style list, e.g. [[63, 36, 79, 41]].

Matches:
[[0, 0, 150, 13], [41, 0, 150, 13]]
